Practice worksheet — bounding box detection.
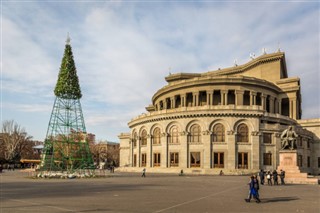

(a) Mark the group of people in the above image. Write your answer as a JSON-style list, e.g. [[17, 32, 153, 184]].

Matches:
[[245, 169, 286, 203], [258, 169, 286, 186]]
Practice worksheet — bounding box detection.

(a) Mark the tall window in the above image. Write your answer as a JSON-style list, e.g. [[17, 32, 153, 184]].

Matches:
[[263, 133, 272, 144], [237, 124, 248, 142], [133, 132, 137, 147], [153, 127, 161, 145], [141, 130, 147, 146], [141, 153, 147, 167], [170, 152, 179, 167], [238, 152, 248, 169], [190, 152, 201, 167], [307, 156, 310, 168], [133, 154, 137, 167], [213, 152, 224, 168], [263, 153, 272, 165], [190, 124, 201, 143], [153, 153, 161, 167], [212, 124, 225, 142], [169, 126, 179, 144], [318, 157, 320, 168]]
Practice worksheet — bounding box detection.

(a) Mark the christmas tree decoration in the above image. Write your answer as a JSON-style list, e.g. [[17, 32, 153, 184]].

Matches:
[[40, 35, 94, 173]]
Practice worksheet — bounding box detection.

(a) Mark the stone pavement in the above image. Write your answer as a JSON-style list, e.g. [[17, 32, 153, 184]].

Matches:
[[0, 170, 319, 213]]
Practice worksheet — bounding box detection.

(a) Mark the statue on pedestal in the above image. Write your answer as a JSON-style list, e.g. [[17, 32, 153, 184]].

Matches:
[[280, 126, 298, 150]]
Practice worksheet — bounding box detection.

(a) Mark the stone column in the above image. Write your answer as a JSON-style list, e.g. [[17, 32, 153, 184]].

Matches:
[[207, 91, 213, 106], [269, 97, 275, 113], [261, 94, 266, 111], [146, 134, 151, 167], [278, 99, 282, 115], [235, 90, 244, 106], [180, 131, 189, 168], [202, 130, 211, 169], [137, 137, 141, 167], [161, 133, 168, 168], [181, 94, 186, 107], [221, 90, 227, 105], [251, 131, 260, 170], [227, 130, 236, 169], [163, 99, 167, 109], [171, 97, 174, 109], [290, 99, 297, 119], [250, 91, 256, 106]]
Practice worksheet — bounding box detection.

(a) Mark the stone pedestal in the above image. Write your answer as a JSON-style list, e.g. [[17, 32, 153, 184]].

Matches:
[[277, 150, 318, 184]]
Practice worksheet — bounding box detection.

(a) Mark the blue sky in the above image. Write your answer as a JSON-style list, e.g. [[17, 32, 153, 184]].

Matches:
[[1, 1, 319, 142]]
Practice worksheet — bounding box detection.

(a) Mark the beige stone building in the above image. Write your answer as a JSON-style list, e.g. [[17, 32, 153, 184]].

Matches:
[[119, 51, 320, 175]]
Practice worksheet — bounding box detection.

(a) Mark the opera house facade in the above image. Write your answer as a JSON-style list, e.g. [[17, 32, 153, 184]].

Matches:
[[119, 51, 320, 175]]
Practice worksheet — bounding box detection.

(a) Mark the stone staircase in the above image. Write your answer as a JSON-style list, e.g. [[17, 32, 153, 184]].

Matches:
[[277, 166, 319, 185]]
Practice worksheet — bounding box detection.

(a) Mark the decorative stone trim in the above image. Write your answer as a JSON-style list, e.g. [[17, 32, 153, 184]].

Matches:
[[251, 131, 260, 136], [180, 131, 187, 136], [212, 142, 227, 145], [237, 142, 251, 145], [161, 133, 167, 137], [168, 143, 180, 145], [189, 142, 203, 145], [202, 130, 210, 135], [227, 130, 235, 135]]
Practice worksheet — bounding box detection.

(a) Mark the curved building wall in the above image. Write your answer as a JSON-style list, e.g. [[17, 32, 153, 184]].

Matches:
[[119, 52, 319, 175]]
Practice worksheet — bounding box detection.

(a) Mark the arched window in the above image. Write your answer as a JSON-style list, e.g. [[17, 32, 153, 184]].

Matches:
[[237, 124, 248, 142], [153, 127, 161, 145], [169, 126, 179, 144], [141, 130, 147, 146], [132, 132, 137, 147], [212, 123, 225, 142], [190, 124, 201, 143]]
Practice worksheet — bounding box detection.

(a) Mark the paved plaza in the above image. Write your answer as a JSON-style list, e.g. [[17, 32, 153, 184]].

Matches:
[[1, 170, 319, 213]]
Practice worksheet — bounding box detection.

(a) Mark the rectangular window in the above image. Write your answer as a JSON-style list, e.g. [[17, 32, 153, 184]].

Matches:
[[307, 156, 310, 168], [213, 152, 224, 168], [153, 153, 161, 167], [141, 153, 147, 167], [170, 152, 179, 167], [298, 155, 303, 167], [238, 152, 248, 169], [133, 154, 137, 167], [190, 152, 201, 167], [318, 157, 320, 168], [307, 140, 310, 148], [263, 133, 272, 144], [263, 153, 272, 166]]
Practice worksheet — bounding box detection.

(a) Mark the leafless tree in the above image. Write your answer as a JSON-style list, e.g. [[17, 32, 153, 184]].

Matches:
[[0, 120, 32, 162]]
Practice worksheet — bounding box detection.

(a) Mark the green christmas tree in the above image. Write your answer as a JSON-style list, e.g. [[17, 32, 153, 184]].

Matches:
[[40, 35, 94, 173], [54, 37, 82, 99]]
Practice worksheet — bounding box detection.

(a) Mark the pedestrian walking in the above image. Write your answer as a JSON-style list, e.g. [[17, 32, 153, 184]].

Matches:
[[272, 170, 278, 185], [142, 168, 146, 177], [245, 175, 261, 203], [258, 169, 265, 185], [266, 171, 272, 186], [279, 169, 285, 185]]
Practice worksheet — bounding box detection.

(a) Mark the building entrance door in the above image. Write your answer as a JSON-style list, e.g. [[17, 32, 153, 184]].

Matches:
[[238, 152, 248, 169]]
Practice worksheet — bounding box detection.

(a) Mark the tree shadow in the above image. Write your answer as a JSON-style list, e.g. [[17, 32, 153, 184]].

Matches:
[[262, 196, 299, 203]]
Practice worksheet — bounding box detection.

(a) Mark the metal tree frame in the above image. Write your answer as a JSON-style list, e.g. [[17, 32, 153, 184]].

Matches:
[[41, 97, 94, 172]]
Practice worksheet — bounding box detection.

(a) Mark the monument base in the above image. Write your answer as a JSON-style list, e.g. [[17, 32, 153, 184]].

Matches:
[[277, 150, 318, 184]]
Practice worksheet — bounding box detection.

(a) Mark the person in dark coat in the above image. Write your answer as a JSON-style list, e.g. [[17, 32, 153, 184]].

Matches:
[[258, 169, 265, 185], [272, 170, 278, 185], [141, 168, 146, 177], [279, 169, 285, 185], [245, 175, 261, 203]]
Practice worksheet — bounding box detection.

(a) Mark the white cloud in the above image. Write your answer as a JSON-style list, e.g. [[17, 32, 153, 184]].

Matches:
[[2, 2, 319, 141]]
